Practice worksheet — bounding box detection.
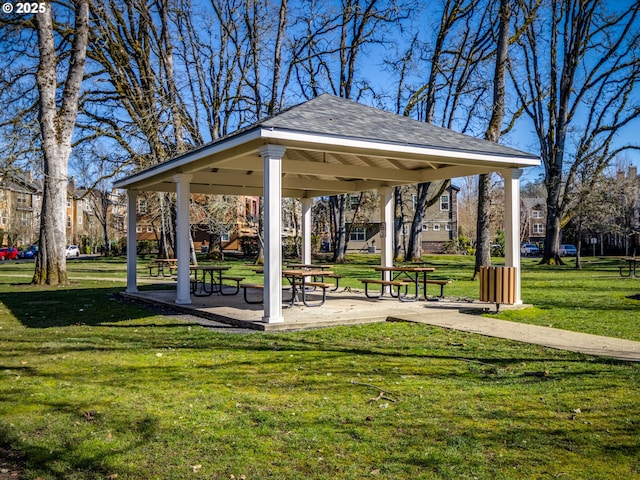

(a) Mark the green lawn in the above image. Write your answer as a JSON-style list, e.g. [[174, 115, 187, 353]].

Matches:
[[0, 255, 638, 479]]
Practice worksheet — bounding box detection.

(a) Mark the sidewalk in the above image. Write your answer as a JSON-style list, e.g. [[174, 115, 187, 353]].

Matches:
[[392, 308, 640, 362]]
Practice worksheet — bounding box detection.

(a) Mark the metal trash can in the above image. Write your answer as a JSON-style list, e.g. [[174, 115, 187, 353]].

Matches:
[[479, 266, 516, 311]]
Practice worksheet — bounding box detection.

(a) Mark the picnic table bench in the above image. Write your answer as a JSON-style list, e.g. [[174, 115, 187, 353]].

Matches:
[[424, 279, 450, 299], [619, 257, 638, 278], [360, 278, 411, 299], [148, 259, 177, 277]]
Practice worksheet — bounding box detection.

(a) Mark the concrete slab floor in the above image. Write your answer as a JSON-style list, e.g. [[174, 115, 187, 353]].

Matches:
[[122, 287, 640, 362]]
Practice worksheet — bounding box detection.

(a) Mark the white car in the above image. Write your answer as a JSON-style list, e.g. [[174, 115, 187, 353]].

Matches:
[[65, 245, 80, 257], [520, 243, 540, 256], [559, 244, 577, 256]]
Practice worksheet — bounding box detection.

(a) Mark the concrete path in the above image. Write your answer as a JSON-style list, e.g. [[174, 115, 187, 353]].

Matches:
[[393, 310, 640, 362]]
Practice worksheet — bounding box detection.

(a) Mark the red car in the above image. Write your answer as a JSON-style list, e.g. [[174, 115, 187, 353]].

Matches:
[[0, 247, 19, 260]]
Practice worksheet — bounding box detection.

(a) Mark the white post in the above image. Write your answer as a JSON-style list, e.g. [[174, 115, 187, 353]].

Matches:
[[380, 187, 394, 280], [301, 197, 312, 265], [504, 168, 523, 304], [260, 145, 286, 323], [174, 173, 193, 305], [126, 189, 138, 293]]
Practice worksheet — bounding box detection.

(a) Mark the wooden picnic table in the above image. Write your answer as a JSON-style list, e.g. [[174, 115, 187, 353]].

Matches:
[[150, 258, 177, 277], [281, 269, 334, 307], [372, 266, 437, 301], [189, 265, 230, 296], [619, 257, 639, 278], [286, 263, 333, 270]]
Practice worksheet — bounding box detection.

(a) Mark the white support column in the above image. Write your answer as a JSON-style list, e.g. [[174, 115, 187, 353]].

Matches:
[[379, 187, 394, 281], [174, 173, 193, 305], [126, 189, 139, 293], [260, 145, 287, 323], [504, 168, 523, 304], [301, 197, 312, 265]]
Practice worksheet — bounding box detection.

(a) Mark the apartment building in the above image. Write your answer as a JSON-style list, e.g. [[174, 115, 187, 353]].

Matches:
[[0, 172, 41, 247], [521, 197, 546, 244], [344, 183, 460, 254]]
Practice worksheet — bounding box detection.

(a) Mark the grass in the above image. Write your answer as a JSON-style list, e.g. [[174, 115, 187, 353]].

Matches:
[[0, 255, 639, 479]]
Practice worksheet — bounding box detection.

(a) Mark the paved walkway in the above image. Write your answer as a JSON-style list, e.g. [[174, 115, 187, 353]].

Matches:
[[392, 310, 640, 362]]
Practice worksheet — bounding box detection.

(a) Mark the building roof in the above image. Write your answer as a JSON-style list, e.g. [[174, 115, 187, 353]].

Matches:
[[262, 95, 536, 159], [114, 94, 540, 198]]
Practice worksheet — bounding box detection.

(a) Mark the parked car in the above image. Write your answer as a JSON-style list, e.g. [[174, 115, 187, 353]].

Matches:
[[491, 244, 504, 256], [520, 243, 540, 256], [0, 247, 19, 261], [65, 245, 80, 257], [559, 244, 577, 256], [19, 245, 38, 259]]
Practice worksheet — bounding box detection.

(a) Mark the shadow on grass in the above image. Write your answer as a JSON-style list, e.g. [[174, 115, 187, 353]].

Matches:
[[0, 286, 173, 328], [0, 414, 160, 480]]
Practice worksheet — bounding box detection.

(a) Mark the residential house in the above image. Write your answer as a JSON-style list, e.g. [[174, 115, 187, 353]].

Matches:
[[0, 172, 41, 247], [521, 197, 546, 244], [117, 192, 261, 255], [345, 183, 460, 254]]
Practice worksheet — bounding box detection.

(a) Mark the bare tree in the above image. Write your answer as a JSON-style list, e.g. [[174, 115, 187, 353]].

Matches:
[[32, 1, 90, 285], [191, 195, 239, 261], [403, 0, 497, 263], [511, 0, 640, 264], [474, 0, 511, 278], [308, 0, 409, 262], [406, 181, 449, 260]]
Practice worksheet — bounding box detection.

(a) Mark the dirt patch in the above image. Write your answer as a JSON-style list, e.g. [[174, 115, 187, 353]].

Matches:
[[0, 446, 23, 479]]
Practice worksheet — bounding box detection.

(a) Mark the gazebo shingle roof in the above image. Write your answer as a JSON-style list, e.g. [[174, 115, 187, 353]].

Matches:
[[114, 94, 539, 197], [262, 94, 537, 159]]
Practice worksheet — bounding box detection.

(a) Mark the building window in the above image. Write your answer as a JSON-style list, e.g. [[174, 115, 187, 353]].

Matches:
[[533, 223, 544, 234], [348, 194, 360, 211], [138, 199, 147, 214], [412, 194, 418, 210], [146, 226, 153, 233], [1, 210, 6, 225], [422, 224, 428, 231], [20, 211, 29, 226], [66, 198, 71, 207], [445, 223, 452, 231], [350, 227, 366, 241], [532, 210, 543, 219], [17, 193, 27, 205], [433, 224, 440, 231], [67, 216, 71, 227], [440, 194, 450, 211], [221, 232, 230, 242], [136, 226, 142, 233]]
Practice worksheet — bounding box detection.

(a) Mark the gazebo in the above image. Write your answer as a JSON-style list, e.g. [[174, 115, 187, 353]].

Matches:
[[113, 94, 540, 324]]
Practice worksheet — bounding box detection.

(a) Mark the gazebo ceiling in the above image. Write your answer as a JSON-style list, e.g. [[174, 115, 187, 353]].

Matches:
[[114, 95, 540, 197]]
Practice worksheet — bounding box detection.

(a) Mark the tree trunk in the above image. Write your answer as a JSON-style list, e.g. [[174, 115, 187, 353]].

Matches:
[[331, 195, 347, 263], [393, 187, 405, 261], [473, 173, 492, 278], [33, 0, 90, 285], [102, 219, 110, 257], [473, 0, 510, 279], [543, 207, 563, 265], [407, 182, 449, 262], [255, 197, 264, 265]]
